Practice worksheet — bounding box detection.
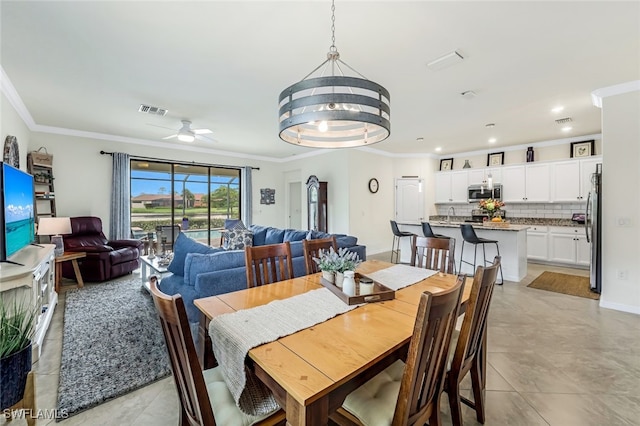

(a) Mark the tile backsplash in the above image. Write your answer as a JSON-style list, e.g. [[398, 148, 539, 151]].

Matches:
[[435, 202, 586, 219]]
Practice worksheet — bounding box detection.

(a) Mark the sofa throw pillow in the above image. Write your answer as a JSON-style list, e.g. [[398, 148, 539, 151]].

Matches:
[[224, 229, 254, 250], [283, 229, 308, 242], [265, 227, 285, 245], [249, 225, 269, 246], [168, 233, 218, 275], [183, 248, 225, 286], [335, 234, 358, 248]]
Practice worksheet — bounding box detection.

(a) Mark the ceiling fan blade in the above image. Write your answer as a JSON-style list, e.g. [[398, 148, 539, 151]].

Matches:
[[147, 123, 176, 131], [162, 134, 178, 140], [193, 128, 213, 135], [196, 134, 218, 143]]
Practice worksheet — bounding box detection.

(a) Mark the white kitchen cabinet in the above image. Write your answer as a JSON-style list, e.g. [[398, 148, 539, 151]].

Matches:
[[434, 170, 468, 203], [468, 167, 502, 185], [527, 225, 549, 261], [502, 164, 550, 202], [552, 157, 602, 202], [548, 226, 590, 266]]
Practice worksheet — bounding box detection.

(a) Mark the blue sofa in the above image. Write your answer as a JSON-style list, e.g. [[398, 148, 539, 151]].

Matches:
[[159, 225, 366, 328]]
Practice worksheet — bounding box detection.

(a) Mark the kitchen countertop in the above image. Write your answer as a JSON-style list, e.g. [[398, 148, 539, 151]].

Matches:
[[412, 221, 530, 232], [428, 216, 584, 227]]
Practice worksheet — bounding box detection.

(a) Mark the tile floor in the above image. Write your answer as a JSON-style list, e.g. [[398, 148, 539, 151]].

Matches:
[[3, 258, 639, 426]]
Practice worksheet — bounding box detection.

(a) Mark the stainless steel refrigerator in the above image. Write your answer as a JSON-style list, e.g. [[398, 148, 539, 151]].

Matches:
[[586, 163, 602, 293]]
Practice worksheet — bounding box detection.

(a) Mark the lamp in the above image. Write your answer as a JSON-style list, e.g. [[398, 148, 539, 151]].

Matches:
[[278, 0, 390, 148], [37, 217, 72, 257]]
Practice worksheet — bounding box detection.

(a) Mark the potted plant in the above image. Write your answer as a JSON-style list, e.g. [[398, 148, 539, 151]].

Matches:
[[478, 198, 505, 221], [0, 299, 37, 410], [334, 248, 363, 288], [314, 246, 340, 284], [314, 247, 362, 288]]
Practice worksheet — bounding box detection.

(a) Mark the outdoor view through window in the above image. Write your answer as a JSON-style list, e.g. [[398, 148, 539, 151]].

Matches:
[[130, 160, 241, 247]]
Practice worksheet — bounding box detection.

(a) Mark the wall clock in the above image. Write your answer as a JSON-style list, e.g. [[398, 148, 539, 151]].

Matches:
[[368, 178, 379, 194], [3, 135, 20, 168]]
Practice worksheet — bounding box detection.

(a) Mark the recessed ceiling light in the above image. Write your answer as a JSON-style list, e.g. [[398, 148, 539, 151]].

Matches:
[[551, 106, 564, 113], [562, 126, 573, 132], [426, 50, 464, 71], [488, 138, 497, 143], [485, 123, 495, 128], [435, 147, 442, 152]]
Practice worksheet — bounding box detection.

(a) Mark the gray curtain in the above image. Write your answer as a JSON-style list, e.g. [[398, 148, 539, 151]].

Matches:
[[109, 152, 131, 240], [241, 166, 252, 226]]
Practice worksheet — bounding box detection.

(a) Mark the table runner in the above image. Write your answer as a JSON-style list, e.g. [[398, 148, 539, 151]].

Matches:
[[209, 287, 358, 416], [365, 264, 438, 290]]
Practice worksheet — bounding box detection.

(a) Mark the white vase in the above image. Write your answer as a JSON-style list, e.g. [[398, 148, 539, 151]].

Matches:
[[335, 271, 344, 288], [322, 270, 335, 284], [342, 271, 356, 296]]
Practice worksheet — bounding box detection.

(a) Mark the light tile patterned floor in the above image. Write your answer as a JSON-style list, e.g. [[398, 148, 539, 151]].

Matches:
[[3, 258, 639, 426]]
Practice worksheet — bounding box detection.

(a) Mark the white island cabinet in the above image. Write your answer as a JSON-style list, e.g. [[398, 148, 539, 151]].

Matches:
[[398, 223, 528, 282]]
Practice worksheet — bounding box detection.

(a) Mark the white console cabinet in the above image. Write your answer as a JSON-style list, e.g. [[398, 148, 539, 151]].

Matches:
[[0, 244, 57, 363]]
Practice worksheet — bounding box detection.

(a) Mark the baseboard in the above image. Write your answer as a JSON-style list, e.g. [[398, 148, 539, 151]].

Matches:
[[599, 299, 640, 315]]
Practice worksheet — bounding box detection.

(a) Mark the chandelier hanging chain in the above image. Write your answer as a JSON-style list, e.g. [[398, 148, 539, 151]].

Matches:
[[330, 0, 337, 52]]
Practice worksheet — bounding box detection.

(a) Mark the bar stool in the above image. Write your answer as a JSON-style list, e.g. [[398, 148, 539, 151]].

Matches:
[[421, 222, 450, 239], [390, 220, 415, 264], [459, 224, 504, 285]]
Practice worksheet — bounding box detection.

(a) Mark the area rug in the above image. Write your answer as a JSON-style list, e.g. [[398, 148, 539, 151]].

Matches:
[[527, 271, 599, 300], [56, 277, 171, 420]]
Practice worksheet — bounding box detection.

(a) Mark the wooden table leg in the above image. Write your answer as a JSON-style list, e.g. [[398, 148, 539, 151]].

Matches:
[[286, 393, 328, 426], [71, 259, 84, 288]]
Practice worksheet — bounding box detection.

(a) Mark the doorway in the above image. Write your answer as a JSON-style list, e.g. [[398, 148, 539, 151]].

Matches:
[[288, 181, 302, 229]]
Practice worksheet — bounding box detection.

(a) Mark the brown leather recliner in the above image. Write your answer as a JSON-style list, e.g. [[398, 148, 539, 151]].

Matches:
[[62, 216, 143, 282]]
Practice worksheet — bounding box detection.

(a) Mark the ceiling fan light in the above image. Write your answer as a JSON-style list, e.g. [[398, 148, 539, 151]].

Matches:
[[178, 133, 195, 142]]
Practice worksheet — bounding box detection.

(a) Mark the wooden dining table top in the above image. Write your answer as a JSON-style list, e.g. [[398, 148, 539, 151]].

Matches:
[[194, 260, 471, 424]]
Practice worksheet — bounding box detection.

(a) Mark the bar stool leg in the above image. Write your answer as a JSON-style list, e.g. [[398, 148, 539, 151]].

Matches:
[[494, 243, 504, 285], [459, 241, 465, 274]]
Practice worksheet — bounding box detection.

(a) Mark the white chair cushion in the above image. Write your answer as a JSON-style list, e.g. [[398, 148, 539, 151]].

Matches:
[[342, 359, 405, 426], [204, 366, 278, 426]]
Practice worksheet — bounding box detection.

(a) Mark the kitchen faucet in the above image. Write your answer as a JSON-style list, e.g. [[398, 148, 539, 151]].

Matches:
[[447, 206, 456, 224]]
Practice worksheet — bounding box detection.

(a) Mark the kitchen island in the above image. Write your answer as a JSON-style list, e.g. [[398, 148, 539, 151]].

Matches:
[[398, 222, 529, 282]]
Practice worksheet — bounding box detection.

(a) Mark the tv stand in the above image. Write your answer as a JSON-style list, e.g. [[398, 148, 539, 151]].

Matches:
[[0, 244, 56, 363], [0, 259, 24, 266]]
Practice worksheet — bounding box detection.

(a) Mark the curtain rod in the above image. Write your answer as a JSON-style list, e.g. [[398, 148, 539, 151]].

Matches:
[[99, 150, 260, 170]]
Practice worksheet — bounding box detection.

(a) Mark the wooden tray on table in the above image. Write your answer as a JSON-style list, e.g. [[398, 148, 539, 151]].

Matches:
[[320, 272, 395, 305]]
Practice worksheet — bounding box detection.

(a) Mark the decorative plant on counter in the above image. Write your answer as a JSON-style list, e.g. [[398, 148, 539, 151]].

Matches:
[[478, 198, 505, 219]]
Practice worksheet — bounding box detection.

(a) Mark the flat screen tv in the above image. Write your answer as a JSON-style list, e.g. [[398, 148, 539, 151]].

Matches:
[[0, 162, 36, 261]]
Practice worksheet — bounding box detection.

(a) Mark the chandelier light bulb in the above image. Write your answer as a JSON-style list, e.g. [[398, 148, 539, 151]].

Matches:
[[318, 121, 329, 132]]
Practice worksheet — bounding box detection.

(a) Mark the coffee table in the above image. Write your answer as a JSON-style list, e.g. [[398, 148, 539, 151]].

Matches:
[[140, 255, 171, 292]]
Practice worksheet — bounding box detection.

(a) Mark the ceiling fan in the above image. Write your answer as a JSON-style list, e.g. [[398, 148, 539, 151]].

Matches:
[[149, 120, 216, 143]]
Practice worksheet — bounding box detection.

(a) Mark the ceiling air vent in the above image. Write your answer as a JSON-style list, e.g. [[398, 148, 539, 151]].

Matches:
[[555, 117, 572, 124], [138, 104, 168, 116]]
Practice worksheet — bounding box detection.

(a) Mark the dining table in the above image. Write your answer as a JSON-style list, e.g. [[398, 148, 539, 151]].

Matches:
[[194, 260, 472, 426]]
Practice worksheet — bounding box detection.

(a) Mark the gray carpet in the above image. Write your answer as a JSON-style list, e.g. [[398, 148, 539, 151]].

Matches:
[[56, 277, 171, 420]]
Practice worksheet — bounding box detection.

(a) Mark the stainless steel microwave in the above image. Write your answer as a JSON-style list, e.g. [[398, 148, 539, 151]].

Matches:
[[468, 184, 502, 203]]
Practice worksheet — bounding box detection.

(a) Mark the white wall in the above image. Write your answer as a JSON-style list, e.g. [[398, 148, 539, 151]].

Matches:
[[27, 132, 283, 236], [1, 92, 31, 171], [599, 90, 640, 314]]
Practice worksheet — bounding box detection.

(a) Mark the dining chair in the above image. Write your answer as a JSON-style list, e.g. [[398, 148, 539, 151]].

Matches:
[[302, 236, 337, 275], [245, 241, 294, 288], [410, 235, 456, 274], [332, 275, 465, 426], [148, 278, 285, 426], [445, 256, 501, 426]]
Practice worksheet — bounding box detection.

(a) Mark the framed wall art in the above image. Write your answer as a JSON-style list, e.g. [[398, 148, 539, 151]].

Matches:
[[487, 151, 504, 166], [439, 158, 453, 171], [570, 140, 595, 158], [260, 188, 275, 205]]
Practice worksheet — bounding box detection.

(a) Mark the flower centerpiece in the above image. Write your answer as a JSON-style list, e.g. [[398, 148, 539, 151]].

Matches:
[[478, 198, 505, 220], [313, 246, 362, 287]]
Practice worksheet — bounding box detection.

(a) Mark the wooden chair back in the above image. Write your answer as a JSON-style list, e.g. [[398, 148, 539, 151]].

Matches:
[[410, 235, 456, 274], [302, 236, 337, 275], [447, 256, 501, 424], [393, 275, 464, 425], [148, 278, 215, 426], [245, 242, 294, 288]]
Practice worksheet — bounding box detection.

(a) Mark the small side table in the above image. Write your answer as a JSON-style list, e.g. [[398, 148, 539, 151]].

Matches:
[[55, 251, 86, 293], [140, 255, 171, 292]]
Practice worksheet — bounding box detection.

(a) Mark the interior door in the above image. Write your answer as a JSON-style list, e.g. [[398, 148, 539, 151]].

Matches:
[[395, 178, 424, 224], [288, 181, 301, 229]]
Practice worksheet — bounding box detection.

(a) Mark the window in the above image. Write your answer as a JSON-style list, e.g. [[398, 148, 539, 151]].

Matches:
[[130, 160, 241, 246]]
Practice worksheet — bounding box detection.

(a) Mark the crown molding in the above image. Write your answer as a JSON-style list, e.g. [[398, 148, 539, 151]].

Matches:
[[1, 66, 36, 128], [591, 80, 640, 108]]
